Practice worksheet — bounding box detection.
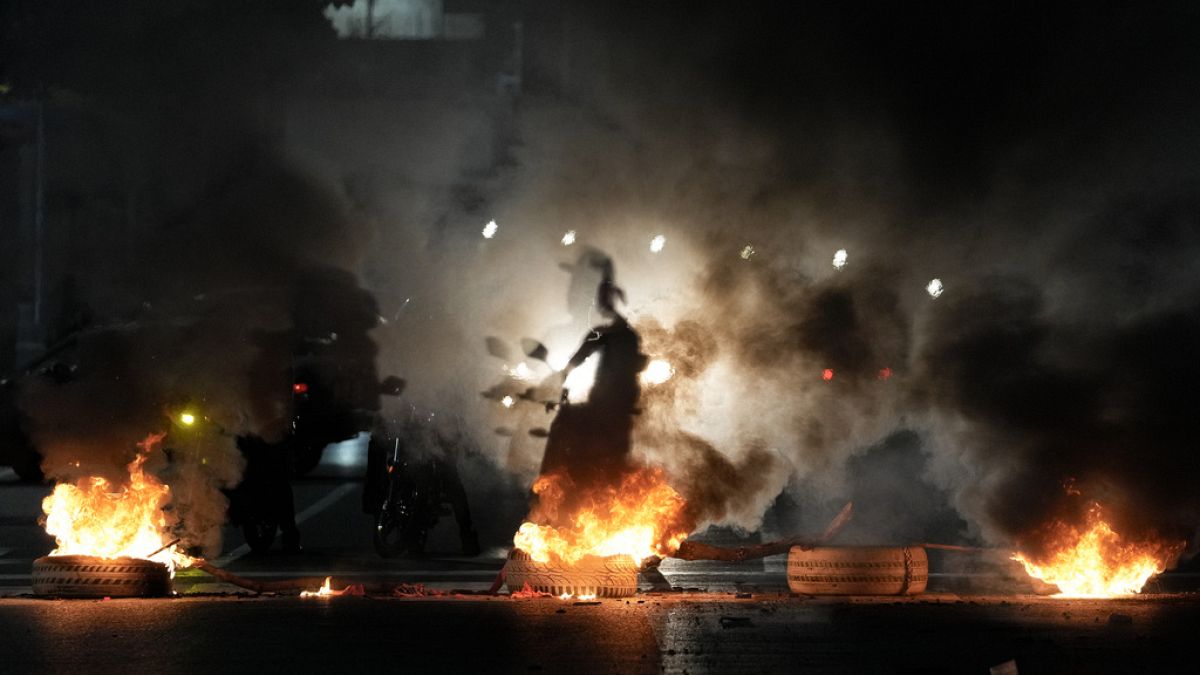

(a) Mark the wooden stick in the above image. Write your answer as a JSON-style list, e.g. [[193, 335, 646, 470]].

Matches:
[[192, 560, 490, 596], [194, 560, 330, 594], [145, 538, 181, 559], [914, 543, 1002, 554]]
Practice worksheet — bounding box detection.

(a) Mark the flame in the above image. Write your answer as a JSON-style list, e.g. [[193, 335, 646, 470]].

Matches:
[[1012, 503, 1184, 598], [513, 467, 691, 567], [41, 433, 193, 574], [301, 577, 335, 597]]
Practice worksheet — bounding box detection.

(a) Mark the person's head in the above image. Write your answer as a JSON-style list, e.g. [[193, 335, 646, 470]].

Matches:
[[597, 280, 626, 320]]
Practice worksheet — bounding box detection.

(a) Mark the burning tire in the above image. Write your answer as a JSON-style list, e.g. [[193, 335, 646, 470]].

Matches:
[[32, 555, 171, 598], [505, 549, 638, 598], [787, 546, 928, 595]]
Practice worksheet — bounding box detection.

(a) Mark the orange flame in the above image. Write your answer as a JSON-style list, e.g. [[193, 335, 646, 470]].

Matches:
[[41, 433, 193, 574], [300, 577, 335, 597], [513, 467, 691, 567], [1012, 502, 1184, 598], [300, 576, 362, 597]]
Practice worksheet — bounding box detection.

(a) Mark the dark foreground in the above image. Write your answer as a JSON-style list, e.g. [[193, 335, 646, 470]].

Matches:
[[0, 592, 1196, 674]]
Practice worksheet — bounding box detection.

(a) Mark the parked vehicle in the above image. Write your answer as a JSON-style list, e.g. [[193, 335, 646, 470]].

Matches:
[[366, 427, 480, 558]]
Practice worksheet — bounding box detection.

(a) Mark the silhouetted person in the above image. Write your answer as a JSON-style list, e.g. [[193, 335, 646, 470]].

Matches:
[[541, 270, 647, 490]]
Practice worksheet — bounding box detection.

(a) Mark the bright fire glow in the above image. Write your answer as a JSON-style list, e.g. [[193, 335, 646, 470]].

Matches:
[[649, 234, 666, 253], [179, 412, 195, 426], [822, 368, 834, 381], [513, 467, 692, 567], [501, 395, 515, 408], [41, 434, 193, 574], [833, 249, 848, 269], [300, 576, 336, 597], [1012, 503, 1184, 598], [640, 359, 674, 386], [482, 220, 498, 239]]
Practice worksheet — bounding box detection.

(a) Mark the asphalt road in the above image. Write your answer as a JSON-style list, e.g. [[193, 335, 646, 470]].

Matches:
[[3, 455, 1200, 673]]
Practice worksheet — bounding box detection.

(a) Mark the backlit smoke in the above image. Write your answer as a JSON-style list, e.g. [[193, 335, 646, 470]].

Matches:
[[14, 2, 1200, 561]]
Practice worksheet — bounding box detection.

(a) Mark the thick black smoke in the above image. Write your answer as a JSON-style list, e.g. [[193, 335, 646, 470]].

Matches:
[[6, 3, 374, 555], [7, 2, 1200, 560], [459, 1, 1200, 558]]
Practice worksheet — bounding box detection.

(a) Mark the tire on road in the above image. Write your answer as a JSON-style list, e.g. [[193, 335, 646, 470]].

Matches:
[[787, 545, 928, 595], [32, 555, 171, 598], [505, 548, 638, 598]]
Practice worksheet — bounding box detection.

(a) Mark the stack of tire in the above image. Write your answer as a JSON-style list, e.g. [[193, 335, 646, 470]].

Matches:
[[504, 548, 638, 598], [787, 546, 928, 595]]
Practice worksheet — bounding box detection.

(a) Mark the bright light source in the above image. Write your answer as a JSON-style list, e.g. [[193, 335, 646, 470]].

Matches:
[[561, 230, 576, 246], [640, 359, 674, 386], [501, 395, 515, 408], [649, 235, 666, 253], [482, 220, 498, 239], [833, 249, 848, 269], [822, 369, 834, 381], [740, 245, 755, 260], [179, 413, 196, 426], [926, 278, 944, 298], [563, 354, 600, 403], [509, 362, 533, 380]]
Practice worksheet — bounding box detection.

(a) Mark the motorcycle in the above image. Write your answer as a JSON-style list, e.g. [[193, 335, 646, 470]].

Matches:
[[368, 431, 480, 558]]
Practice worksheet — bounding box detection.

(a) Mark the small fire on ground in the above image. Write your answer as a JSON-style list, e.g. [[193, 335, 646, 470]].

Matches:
[[300, 576, 363, 598], [513, 467, 692, 567], [41, 433, 193, 574], [1012, 501, 1184, 598]]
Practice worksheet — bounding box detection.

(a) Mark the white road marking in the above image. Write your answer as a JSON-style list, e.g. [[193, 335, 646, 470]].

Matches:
[[211, 482, 358, 567]]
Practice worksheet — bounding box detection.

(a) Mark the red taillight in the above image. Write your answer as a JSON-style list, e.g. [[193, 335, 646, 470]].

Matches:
[[292, 382, 309, 394]]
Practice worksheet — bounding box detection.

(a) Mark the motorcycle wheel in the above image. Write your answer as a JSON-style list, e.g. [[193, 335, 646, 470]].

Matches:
[[374, 507, 405, 558], [374, 506, 429, 558], [243, 518, 279, 553]]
